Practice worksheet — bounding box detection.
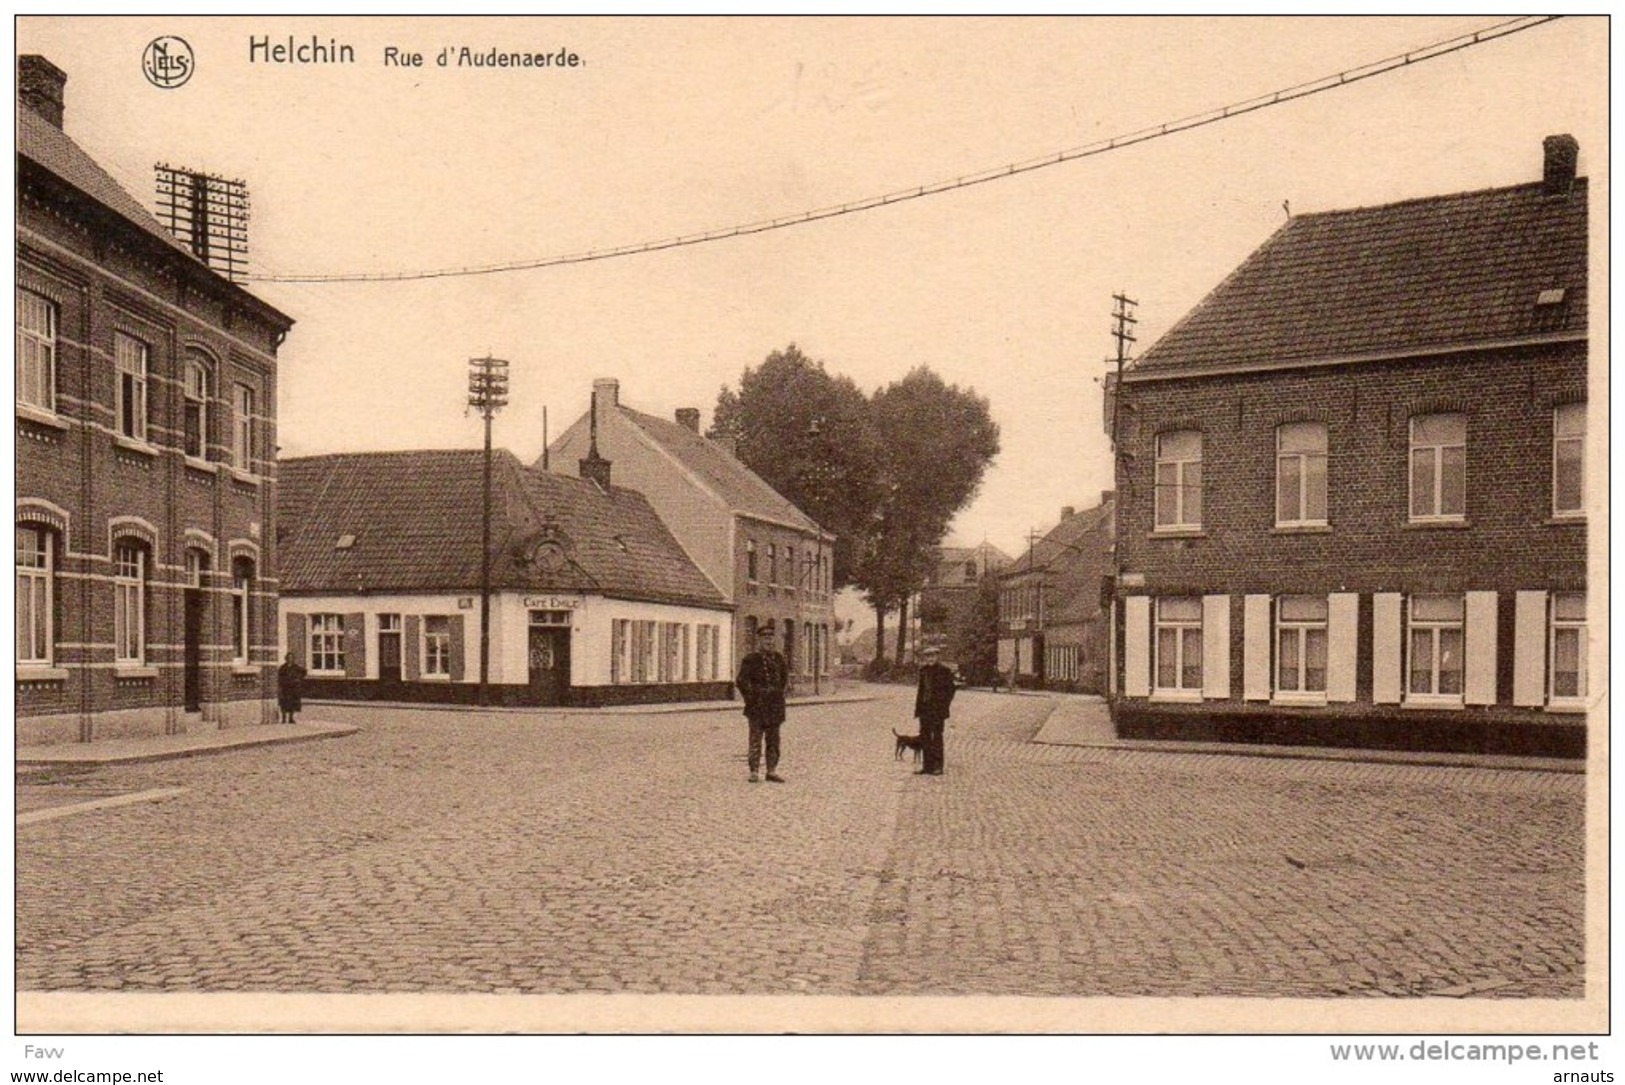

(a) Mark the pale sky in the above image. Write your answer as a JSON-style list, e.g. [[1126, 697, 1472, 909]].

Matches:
[[15, 16, 1608, 561]]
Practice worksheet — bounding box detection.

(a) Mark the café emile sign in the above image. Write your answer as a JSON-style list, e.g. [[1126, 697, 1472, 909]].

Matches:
[[457, 595, 585, 610]]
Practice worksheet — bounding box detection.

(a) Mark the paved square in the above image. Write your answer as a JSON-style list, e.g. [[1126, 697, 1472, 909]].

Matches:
[[15, 687, 1583, 998]]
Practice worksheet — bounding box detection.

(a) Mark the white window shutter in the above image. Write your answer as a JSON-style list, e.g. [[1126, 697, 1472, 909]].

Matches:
[[1465, 591, 1498, 705], [1513, 591, 1548, 707], [1108, 601, 1119, 696], [1372, 593, 1403, 704], [1203, 594, 1230, 699], [1327, 593, 1359, 703], [1125, 596, 1150, 697], [1243, 594, 1271, 701]]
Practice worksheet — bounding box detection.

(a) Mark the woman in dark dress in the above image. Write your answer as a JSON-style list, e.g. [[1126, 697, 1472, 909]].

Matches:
[[277, 652, 306, 724]]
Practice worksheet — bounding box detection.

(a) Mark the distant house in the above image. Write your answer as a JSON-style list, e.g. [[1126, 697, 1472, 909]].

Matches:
[[16, 56, 295, 746], [996, 496, 1115, 691], [1109, 136, 1587, 756], [278, 450, 732, 707], [914, 541, 1010, 662], [545, 379, 836, 689]]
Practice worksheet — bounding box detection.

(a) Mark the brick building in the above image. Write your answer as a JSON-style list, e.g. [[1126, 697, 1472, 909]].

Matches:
[[1109, 136, 1589, 756], [545, 380, 836, 691], [997, 496, 1114, 691], [278, 451, 732, 707], [16, 57, 295, 746], [914, 541, 1009, 655]]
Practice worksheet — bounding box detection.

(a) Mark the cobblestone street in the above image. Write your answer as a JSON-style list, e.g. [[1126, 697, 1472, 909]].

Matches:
[[16, 686, 1584, 999]]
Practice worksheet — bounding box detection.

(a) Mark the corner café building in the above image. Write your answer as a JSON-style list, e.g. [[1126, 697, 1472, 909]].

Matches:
[[278, 450, 734, 707]]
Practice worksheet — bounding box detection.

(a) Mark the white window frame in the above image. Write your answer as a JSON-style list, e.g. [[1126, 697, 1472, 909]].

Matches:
[[1275, 422, 1328, 527], [183, 356, 210, 460], [1548, 592, 1587, 709], [1552, 403, 1584, 518], [611, 619, 628, 684], [768, 543, 778, 585], [309, 613, 346, 675], [113, 542, 146, 664], [423, 615, 451, 678], [16, 289, 57, 414], [1409, 413, 1466, 522], [1152, 596, 1203, 700], [1405, 594, 1465, 706], [746, 539, 758, 583], [17, 525, 53, 666], [232, 560, 253, 665], [114, 333, 149, 442], [1154, 430, 1203, 531], [233, 383, 256, 473], [1273, 595, 1329, 704]]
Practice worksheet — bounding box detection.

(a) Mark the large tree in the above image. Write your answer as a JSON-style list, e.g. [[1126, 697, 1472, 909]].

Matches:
[[855, 367, 1001, 665], [714, 352, 999, 669], [709, 345, 882, 590]]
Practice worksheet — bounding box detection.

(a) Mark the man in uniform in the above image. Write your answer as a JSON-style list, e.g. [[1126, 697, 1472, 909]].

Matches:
[[914, 645, 957, 775], [736, 626, 790, 783]]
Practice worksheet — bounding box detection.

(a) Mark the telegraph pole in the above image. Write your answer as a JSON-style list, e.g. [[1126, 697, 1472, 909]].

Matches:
[[468, 355, 510, 706], [1109, 292, 1137, 457], [1107, 294, 1137, 705]]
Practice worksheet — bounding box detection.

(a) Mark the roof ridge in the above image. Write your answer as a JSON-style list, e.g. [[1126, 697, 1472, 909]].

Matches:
[[1292, 175, 1585, 222]]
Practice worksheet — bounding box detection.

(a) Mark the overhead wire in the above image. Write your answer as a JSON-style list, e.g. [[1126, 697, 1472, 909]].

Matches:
[[245, 16, 1560, 285]]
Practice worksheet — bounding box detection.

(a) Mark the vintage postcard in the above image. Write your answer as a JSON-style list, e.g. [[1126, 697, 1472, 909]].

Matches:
[[11, 14, 1609, 1079]]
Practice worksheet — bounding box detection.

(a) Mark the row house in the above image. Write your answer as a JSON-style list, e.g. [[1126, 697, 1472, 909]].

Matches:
[[997, 495, 1114, 691], [278, 450, 732, 707], [545, 379, 837, 690], [1109, 136, 1589, 757], [16, 56, 295, 746]]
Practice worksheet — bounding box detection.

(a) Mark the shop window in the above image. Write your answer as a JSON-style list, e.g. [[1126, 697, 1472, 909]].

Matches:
[[309, 614, 346, 674]]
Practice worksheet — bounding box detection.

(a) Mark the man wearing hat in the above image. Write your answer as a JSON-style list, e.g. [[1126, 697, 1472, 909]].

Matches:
[[736, 625, 790, 783], [914, 645, 957, 776]]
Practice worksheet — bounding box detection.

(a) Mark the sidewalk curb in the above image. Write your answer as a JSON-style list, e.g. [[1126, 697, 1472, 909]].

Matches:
[[303, 693, 879, 717], [16, 724, 360, 771], [1028, 696, 1584, 775]]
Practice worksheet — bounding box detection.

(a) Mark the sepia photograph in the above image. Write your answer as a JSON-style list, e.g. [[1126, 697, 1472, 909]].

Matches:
[[10, 14, 1609, 1081]]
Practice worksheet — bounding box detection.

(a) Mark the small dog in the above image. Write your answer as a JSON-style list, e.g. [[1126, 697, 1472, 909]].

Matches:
[[893, 728, 925, 763]]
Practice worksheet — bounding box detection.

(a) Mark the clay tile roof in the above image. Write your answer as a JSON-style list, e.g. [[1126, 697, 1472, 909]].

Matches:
[[18, 105, 200, 261], [1133, 179, 1588, 375], [617, 406, 823, 533], [278, 450, 727, 608]]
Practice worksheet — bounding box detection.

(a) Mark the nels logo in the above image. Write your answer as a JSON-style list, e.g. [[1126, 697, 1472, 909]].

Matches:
[[142, 36, 194, 89]]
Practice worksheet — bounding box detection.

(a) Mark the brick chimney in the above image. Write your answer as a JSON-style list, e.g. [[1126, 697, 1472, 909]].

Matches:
[[580, 380, 614, 490], [18, 55, 67, 129], [1101, 490, 1115, 507], [1060, 506, 1075, 521], [1543, 134, 1579, 197], [675, 408, 701, 433]]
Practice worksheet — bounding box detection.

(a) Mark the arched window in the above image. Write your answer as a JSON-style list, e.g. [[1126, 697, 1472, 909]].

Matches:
[[183, 355, 211, 459], [113, 540, 148, 664], [16, 524, 55, 666], [185, 546, 210, 588], [114, 333, 149, 441], [232, 557, 255, 665]]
